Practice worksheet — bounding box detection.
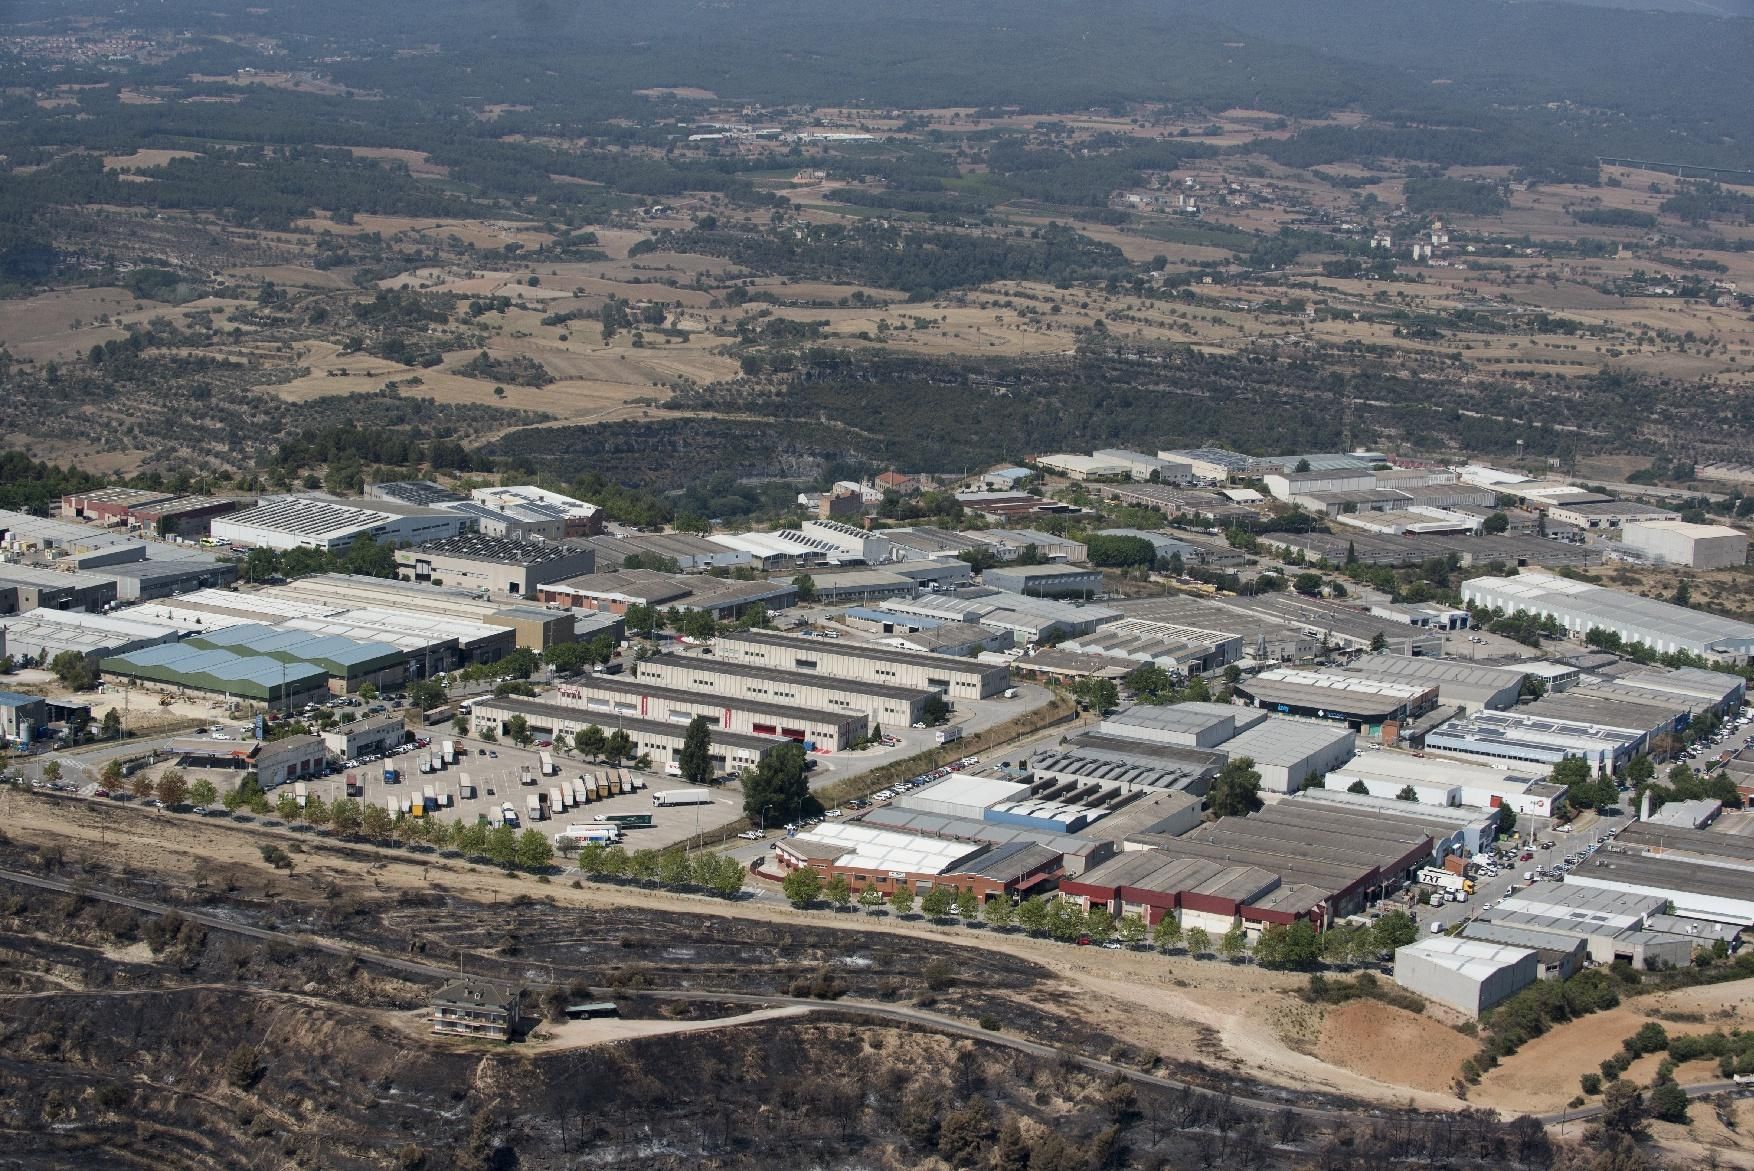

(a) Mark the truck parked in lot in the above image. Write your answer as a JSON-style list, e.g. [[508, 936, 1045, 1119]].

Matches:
[[525, 793, 544, 822], [563, 823, 621, 844], [1418, 866, 1476, 894], [549, 785, 569, 814], [539, 750, 557, 777], [652, 788, 711, 808], [595, 812, 654, 829], [457, 773, 475, 800], [501, 801, 519, 828], [383, 765, 399, 785], [934, 724, 964, 745], [442, 740, 457, 765], [422, 784, 438, 813], [571, 777, 590, 805]]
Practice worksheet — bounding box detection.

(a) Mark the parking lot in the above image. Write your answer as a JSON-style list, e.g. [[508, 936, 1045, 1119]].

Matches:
[[292, 732, 746, 852]]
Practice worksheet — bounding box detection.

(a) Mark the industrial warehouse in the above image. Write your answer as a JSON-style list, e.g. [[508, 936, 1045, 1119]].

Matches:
[[710, 629, 1013, 700], [631, 652, 937, 727], [469, 694, 790, 776], [1462, 572, 1754, 661], [551, 675, 868, 752]]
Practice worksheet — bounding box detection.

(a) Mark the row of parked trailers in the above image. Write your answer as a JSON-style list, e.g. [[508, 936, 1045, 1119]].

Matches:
[[520, 772, 646, 821]]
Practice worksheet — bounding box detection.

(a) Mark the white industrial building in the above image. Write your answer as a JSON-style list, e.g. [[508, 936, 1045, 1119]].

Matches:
[[1036, 453, 1133, 481], [0, 607, 182, 662], [466, 485, 602, 538], [1618, 520, 1748, 570], [800, 519, 898, 564], [1325, 751, 1565, 816], [1393, 936, 1539, 1016], [1461, 573, 1754, 661], [1090, 449, 1197, 485], [713, 629, 1012, 699], [1425, 709, 1642, 771], [212, 495, 472, 552], [878, 589, 1120, 642], [1337, 655, 1526, 713], [1099, 702, 1266, 749], [1219, 715, 1357, 794]]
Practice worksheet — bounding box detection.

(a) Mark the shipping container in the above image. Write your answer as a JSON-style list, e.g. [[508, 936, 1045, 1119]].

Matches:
[[539, 750, 557, 777], [526, 793, 545, 821]]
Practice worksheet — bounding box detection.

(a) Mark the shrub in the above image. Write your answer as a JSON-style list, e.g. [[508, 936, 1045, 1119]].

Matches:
[[1580, 1072, 1602, 1095]]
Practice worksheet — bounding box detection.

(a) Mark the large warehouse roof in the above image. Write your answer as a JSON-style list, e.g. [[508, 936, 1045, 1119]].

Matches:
[[0, 607, 181, 658], [784, 821, 988, 875], [187, 624, 403, 675], [1398, 935, 1536, 981], [217, 497, 403, 542], [1337, 655, 1527, 709], [101, 642, 328, 699], [1462, 573, 1754, 656], [1222, 716, 1355, 766]]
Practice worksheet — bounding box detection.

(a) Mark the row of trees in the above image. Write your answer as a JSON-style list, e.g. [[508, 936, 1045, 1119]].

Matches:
[[572, 841, 745, 897], [778, 875, 1420, 969]]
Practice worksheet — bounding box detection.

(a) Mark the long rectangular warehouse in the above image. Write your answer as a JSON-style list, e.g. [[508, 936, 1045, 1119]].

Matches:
[[1461, 573, 1754, 662], [712, 629, 1011, 699], [633, 652, 935, 727], [469, 695, 788, 776], [552, 675, 867, 751]]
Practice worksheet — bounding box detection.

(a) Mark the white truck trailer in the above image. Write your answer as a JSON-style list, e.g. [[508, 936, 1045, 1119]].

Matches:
[[651, 788, 711, 808]]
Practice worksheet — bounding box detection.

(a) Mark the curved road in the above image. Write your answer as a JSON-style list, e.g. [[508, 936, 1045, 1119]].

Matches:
[[0, 867, 1355, 1124], [11, 866, 1739, 1128]]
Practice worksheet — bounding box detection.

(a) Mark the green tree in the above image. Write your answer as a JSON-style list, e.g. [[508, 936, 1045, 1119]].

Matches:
[[361, 803, 393, 840], [329, 797, 362, 835], [920, 886, 955, 919], [1071, 677, 1120, 714], [955, 888, 981, 920], [1219, 922, 1249, 961], [155, 770, 188, 808], [1015, 895, 1048, 934], [603, 728, 633, 764], [276, 793, 301, 821], [356, 682, 378, 702], [1256, 920, 1322, 969], [1600, 1080, 1648, 1138], [48, 650, 97, 691], [782, 867, 822, 906], [1627, 754, 1656, 785], [792, 574, 817, 602], [1115, 913, 1147, 946], [1369, 631, 1389, 653], [1395, 785, 1419, 802], [1648, 1080, 1688, 1123], [1209, 757, 1263, 817], [101, 708, 123, 739], [678, 715, 713, 787], [889, 884, 915, 916], [516, 829, 554, 869], [185, 777, 214, 807], [859, 887, 883, 910], [825, 873, 853, 909], [921, 693, 952, 726], [1373, 910, 1419, 951], [1482, 511, 1510, 534], [1185, 927, 1212, 958], [741, 741, 813, 825], [983, 897, 1015, 930], [1152, 914, 1183, 952], [506, 714, 533, 747], [486, 824, 518, 866], [574, 725, 606, 758]]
